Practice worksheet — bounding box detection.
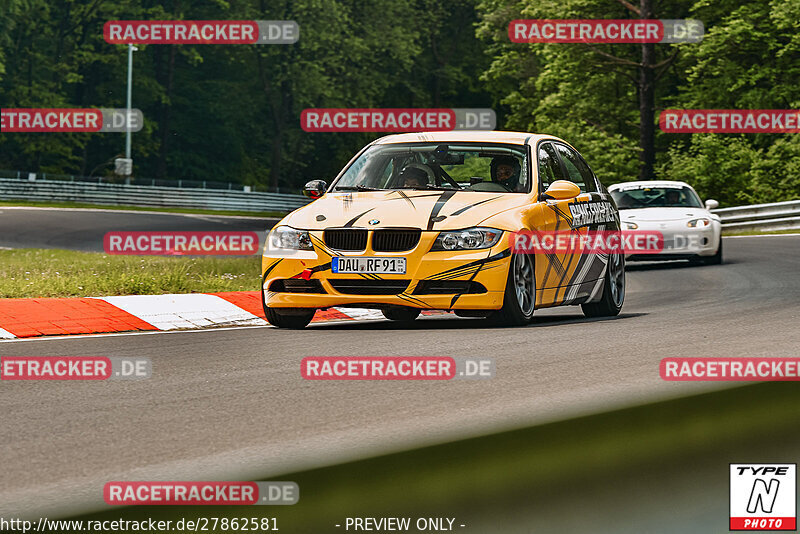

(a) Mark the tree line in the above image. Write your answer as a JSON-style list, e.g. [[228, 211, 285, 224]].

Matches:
[[0, 0, 797, 206]]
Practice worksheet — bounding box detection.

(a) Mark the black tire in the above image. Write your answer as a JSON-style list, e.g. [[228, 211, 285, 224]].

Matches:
[[699, 238, 723, 265], [488, 253, 535, 326], [454, 309, 492, 318], [382, 307, 421, 322], [582, 252, 625, 318], [261, 289, 315, 328]]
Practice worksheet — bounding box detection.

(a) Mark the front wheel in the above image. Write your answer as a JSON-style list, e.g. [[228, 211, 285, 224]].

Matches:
[[698, 238, 723, 265], [262, 290, 316, 329], [581, 252, 625, 318], [382, 307, 421, 323], [488, 253, 535, 326], [264, 307, 316, 329]]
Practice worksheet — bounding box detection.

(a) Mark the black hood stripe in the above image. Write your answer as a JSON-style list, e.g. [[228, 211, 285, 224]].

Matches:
[[450, 197, 499, 216], [426, 190, 458, 230], [344, 208, 375, 227], [394, 190, 416, 208]]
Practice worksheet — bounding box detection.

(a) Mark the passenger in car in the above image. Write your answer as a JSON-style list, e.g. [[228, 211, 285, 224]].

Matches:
[[490, 156, 521, 191]]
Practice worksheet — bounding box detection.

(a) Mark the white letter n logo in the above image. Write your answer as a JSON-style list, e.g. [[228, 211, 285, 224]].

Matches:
[[747, 478, 780, 513]]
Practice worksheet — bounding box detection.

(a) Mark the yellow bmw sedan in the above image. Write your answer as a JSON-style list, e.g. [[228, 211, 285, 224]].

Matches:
[[261, 131, 624, 328]]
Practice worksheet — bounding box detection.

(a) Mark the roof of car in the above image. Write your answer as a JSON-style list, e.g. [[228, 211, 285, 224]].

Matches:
[[608, 180, 693, 191], [373, 130, 559, 146]]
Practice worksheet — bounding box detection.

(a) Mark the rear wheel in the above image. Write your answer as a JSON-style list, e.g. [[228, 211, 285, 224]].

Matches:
[[488, 253, 535, 326], [581, 252, 625, 318], [382, 307, 421, 323], [262, 290, 315, 329]]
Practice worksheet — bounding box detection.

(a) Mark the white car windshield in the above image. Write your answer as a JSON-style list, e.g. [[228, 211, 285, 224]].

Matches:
[[332, 142, 530, 193], [611, 186, 703, 209]]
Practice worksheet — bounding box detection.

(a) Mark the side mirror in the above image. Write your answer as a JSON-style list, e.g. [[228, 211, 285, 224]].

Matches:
[[540, 180, 581, 201], [705, 199, 719, 210], [303, 180, 327, 199]]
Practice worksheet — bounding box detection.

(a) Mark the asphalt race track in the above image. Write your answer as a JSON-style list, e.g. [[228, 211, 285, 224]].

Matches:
[[1, 235, 799, 519], [0, 207, 278, 251]]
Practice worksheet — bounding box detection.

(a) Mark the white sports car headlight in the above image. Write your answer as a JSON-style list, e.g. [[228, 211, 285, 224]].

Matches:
[[432, 227, 503, 251], [270, 226, 313, 250], [623, 221, 639, 230], [687, 218, 711, 228]]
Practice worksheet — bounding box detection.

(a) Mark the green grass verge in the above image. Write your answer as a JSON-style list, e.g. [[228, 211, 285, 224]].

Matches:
[[73, 383, 800, 531], [723, 228, 800, 236], [0, 199, 287, 219], [0, 249, 261, 298]]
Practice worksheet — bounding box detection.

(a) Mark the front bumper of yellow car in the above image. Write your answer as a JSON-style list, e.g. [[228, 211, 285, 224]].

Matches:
[[262, 231, 511, 310]]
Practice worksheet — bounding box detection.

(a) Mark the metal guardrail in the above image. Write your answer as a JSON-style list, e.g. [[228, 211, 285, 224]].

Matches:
[[1, 176, 795, 226], [714, 199, 800, 232], [0, 178, 310, 214], [0, 169, 271, 193]]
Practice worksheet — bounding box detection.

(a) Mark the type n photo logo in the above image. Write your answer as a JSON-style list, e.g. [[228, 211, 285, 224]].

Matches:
[[730, 464, 796, 531]]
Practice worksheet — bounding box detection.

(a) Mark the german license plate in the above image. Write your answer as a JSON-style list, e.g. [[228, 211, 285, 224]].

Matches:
[[332, 257, 406, 274]]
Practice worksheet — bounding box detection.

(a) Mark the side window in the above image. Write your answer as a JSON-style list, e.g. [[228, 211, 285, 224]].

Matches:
[[554, 144, 597, 193], [537, 142, 564, 190]]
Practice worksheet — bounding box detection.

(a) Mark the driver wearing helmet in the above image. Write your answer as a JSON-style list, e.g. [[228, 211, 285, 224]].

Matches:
[[664, 189, 681, 206], [490, 156, 521, 191], [398, 165, 429, 188]]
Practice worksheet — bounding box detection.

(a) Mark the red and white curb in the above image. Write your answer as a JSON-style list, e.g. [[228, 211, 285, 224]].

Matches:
[[0, 292, 442, 340]]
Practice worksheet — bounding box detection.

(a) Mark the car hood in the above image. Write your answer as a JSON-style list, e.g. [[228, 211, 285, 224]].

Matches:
[[282, 191, 531, 231], [618, 207, 713, 222]]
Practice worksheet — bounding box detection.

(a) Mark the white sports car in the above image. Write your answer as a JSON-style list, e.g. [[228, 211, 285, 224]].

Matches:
[[608, 180, 722, 264]]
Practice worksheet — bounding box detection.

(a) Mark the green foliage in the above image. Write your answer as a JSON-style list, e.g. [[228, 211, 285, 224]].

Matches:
[[477, 0, 799, 204], [0, 0, 492, 192], [0, 0, 797, 205]]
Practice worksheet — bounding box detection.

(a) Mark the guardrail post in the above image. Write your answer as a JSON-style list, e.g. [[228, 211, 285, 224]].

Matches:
[[202, 181, 206, 189]]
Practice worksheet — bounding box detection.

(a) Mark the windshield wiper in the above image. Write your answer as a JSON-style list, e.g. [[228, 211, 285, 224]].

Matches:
[[334, 185, 384, 192], [412, 185, 460, 191]]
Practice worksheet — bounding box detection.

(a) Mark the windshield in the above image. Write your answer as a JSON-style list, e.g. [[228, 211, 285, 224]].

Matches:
[[611, 186, 703, 209], [332, 142, 530, 193]]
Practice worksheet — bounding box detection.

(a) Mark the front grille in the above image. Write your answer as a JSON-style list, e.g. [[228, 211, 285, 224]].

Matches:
[[413, 280, 487, 295], [324, 229, 367, 251], [372, 230, 421, 252], [329, 279, 410, 295], [269, 279, 326, 293]]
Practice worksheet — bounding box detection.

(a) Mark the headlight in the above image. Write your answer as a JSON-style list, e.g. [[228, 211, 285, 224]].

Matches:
[[623, 221, 638, 230], [431, 227, 503, 251], [270, 226, 313, 250], [687, 218, 711, 228]]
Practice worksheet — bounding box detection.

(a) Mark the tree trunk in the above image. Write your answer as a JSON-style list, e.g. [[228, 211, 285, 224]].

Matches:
[[638, 0, 656, 180]]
